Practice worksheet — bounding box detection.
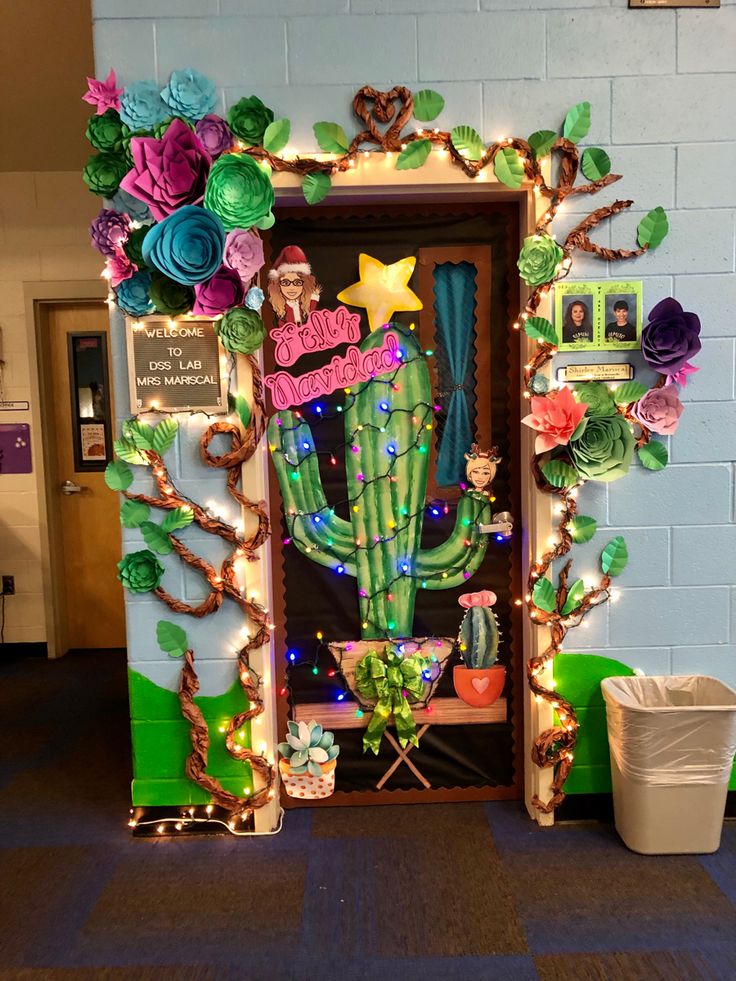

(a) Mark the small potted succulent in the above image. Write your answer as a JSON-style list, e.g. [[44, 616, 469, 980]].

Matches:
[[453, 590, 505, 708], [278, 720, 340, 799]]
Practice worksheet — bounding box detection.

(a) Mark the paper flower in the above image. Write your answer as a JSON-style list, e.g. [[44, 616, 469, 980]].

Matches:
[[215, 308, 266, 354], [227, 95, 274, 146], [117, 549, 165, 593], [569, 414, 634, 483], [195, 114, 234, 157], [142, 205, 225, 286], [666, 361, 700, 387], [108, 187, 151, 223], [161, 69, 218, 121], [120, 118, 211, 221], [149, 272, 195, 317], [119, 80, 169, 132], [203, 153, 275, 232], [573, 381, 617, 417], [517, 234, 564, 287], [115, 271, 154, 316], [83, 152, 129, 197], [223, 228, 265, 285], [123, 226, 150, 269], [86, 109, 128, 153], [458, 590, 497, 609], [106, 251, 136, 287], [90, 209, 130, 256], [83, 69, 123, 115], [528, 373, 550, 395], [632, 385, 684, 436], [192, 265, 244, 317], [245, 286, 265, 311], [522, 386, 588, 454], [641, 298, 701, 376]]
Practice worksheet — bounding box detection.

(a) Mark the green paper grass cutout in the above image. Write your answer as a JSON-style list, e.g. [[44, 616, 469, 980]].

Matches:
[[450, 124, 484, 161], [302, 172, 331, 205], [637, 207, 669, 250], [638, 440, 668, 471], [569, 515, 597, 544], [561, 578, 585, 616], [157, 620, 188, 658], [263, 119, 290, 154], [528, 130, 556, 158], [563, 102, 591, 144], [494, 147, 525, 189], [524, 316, 557, 345], [542, 459, 579, 488], [532, 577, 557, 614], [581, 147, 611, 181], [120, 499, 150, 528], [413, 89, 444, 122], [396, 139, 432, 170], [601, 536, 628, 577], [105, 459, 133, 491], [313, 121, 349, 154], [613, 381, 649, 405]]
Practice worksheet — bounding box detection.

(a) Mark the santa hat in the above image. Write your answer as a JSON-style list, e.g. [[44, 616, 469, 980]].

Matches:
[[269, 245, 311, 279]]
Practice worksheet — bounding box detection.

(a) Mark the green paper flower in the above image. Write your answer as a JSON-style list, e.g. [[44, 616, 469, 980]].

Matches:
[[227, 95, 274, 146], [123, 225, 150, 269], [117, 549, 165, 593], [517, 234, 564, 287], [216, 308, 266, 354], [83, 152, 129, 197], [86, 109, 129, 153], [148, 271, 195, 316], [574, 382, 617, 418], [203, 153, 275, 232], [569, 414, 634, 483]]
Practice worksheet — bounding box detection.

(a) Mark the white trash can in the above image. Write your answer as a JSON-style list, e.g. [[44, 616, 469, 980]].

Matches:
[[601, 675, 736, 855]]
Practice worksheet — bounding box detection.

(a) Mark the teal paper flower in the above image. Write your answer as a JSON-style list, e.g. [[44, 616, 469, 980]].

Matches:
[[119, 80, 169, 132], [161, 69, 218, 121], [109, 187, 151, 223], [142, 205, 225, 286], [116, 271, 154, 316]]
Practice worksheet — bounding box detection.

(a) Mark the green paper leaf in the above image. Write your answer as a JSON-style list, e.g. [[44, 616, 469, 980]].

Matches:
[[569, 515, 597, 544], [541, 460, 580, 488], [571, 416, 589, 441], [161, 506, 194, 532], [125, 420, 154, 451], [156, 619, 188, 658], [113, 438, 148, 466], [528, 130, 557, 159], [302, 172, 331, 205], [263, 118, 290, 154], [532, 577, 557, 614], [413, 89, 445, 122], [524, 316, 557, 345], [563, 102, 591, 144], [140, 520, 173, 555], [638, 440, 668, 472], [601, 536, 628, 577], [313, 121, 349, 154], [396, 139, 432, 171], [581, 147, 611, 181], [152, 418, 178, 456], [494, 146, 525, 189], [228, 392, 252, 429], [637, 206, 669, 250], [613, 381, 649, 405], [561, 578, 585, 617], [450, 124, 484, 161], [120, 499, 149, 528], [104, 459, 133, 492]]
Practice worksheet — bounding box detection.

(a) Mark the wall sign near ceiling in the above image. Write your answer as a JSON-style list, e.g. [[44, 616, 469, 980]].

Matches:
[[125, 317, 227, 414], [629, 0, 718, 7]]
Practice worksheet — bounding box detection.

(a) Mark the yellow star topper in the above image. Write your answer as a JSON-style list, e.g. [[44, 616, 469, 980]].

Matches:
[[337, 253, 423, 332]]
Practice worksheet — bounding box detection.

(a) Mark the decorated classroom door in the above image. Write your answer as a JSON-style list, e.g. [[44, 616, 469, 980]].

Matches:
[[265, 202, 523, 805]]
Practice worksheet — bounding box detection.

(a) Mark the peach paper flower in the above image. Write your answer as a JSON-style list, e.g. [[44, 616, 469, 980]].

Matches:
[[522, 386, 588, 454], [458, 590, 497, 609]]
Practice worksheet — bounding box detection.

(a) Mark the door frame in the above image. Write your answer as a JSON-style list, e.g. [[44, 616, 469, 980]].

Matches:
[[25, 280, 107, 659]]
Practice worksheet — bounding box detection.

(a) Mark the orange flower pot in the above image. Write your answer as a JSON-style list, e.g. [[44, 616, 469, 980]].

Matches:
[[279, 757, 337, 800], [453, 664, 505, 708]]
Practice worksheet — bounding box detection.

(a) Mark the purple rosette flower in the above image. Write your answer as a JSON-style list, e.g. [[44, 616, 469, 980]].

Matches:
[[120, 118, 211, 221], [90, 209, 130, 256], [223, 228, 264, 285], [195, 114, 234, 157], [192, 265, 245, 317], [641, 298, 701, 376], [632, 385, 684, 436]]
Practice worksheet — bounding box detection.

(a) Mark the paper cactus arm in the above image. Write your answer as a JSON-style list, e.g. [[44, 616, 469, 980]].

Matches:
[[416, 494, 491, 588]]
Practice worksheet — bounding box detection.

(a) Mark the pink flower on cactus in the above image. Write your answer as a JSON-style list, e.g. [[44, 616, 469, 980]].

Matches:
[[106, 250, 136, 287], [522, 386, 588, 454], [83, 69, 123, 115], [458, 590, 497, 609], [632, 384, 684, 436], [666, 361, 699, 388]]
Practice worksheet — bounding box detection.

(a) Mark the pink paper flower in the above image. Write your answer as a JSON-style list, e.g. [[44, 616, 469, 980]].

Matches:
[[83, 69, 123, 115], [666, 361, 700, 387], [223, 229, 265, 286], [458, 590, 497, 609], [106, 250, 136, 287], [632, 385, 684, 436], [192, 265, 244, 317], [522, 386, 588, 454]]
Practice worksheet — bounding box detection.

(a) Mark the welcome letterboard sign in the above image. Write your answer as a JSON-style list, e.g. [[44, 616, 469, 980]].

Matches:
[[125, 317, 228, 414]]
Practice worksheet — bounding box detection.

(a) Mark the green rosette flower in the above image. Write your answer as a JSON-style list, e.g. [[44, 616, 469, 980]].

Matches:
[[203, 153, 275, 232], [574, 381, 616, 418], [83, 151, 129, 197], [227, 95, 274, 146], [517, 233, 564, 287], [117, 549, 165, 593], [148, 271, 195, 316], [86, 109, 129, 153], [123, 225, 150, 269], [152, 116, 195, 139], [215, 308, 266, 354], [569, 414, 634, 483]]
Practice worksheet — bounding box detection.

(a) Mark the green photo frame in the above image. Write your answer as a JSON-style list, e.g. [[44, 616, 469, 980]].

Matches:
[[554, 281, 643, 351]]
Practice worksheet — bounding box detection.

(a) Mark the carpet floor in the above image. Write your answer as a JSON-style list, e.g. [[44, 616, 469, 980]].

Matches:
[[1, 650, 735, 981]]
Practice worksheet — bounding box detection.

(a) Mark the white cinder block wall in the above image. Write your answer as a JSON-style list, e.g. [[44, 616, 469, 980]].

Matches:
[[92, 0, 736, 683]]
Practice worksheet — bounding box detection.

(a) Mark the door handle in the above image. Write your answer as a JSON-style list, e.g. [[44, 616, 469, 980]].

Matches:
[[479, 511, 514, 539], [60, 480, 85, 496]]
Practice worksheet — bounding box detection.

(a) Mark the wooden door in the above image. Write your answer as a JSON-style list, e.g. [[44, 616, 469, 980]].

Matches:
[[46, 303, 125, 650]]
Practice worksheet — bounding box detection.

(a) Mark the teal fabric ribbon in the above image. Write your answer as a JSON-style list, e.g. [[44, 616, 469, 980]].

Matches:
[[355, 648, 429, 754]]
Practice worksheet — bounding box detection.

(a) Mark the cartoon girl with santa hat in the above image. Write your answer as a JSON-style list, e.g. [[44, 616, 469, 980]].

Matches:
[[267, 245, 322, 327]]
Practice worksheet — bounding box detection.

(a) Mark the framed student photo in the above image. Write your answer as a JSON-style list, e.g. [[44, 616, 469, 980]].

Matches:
[[554, 282, 597, 351], [601, 281, 643, 350], [554, 280, 643, 351]]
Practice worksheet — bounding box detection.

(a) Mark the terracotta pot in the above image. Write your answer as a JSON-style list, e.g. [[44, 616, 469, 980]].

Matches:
[[453, 664, 505, 708], [279, 757, 337, 800]]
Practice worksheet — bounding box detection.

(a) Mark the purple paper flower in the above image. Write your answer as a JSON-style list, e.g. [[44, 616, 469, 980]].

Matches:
[[192, 265, 244, 317], [632, 385, 684, 436], [195, 114, 234, 157], [641, 298, 701, 376], [666, 361, 700, 388], [90, 208, 130, 257], [223, 229, 264, 285], [83, 69, 123, 115], [120, 118, 211, 221]]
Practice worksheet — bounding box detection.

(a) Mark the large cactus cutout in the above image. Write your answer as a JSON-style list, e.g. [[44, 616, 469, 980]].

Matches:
[[268, 325, 491, 639]]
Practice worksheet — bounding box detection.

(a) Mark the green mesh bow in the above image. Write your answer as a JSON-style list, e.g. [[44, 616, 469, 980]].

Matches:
[[355, 648, 429, 754]]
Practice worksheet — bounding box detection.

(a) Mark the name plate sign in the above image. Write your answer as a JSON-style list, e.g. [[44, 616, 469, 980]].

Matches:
[[557, 363, 634, 383], [126, 317, 227, 414]]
